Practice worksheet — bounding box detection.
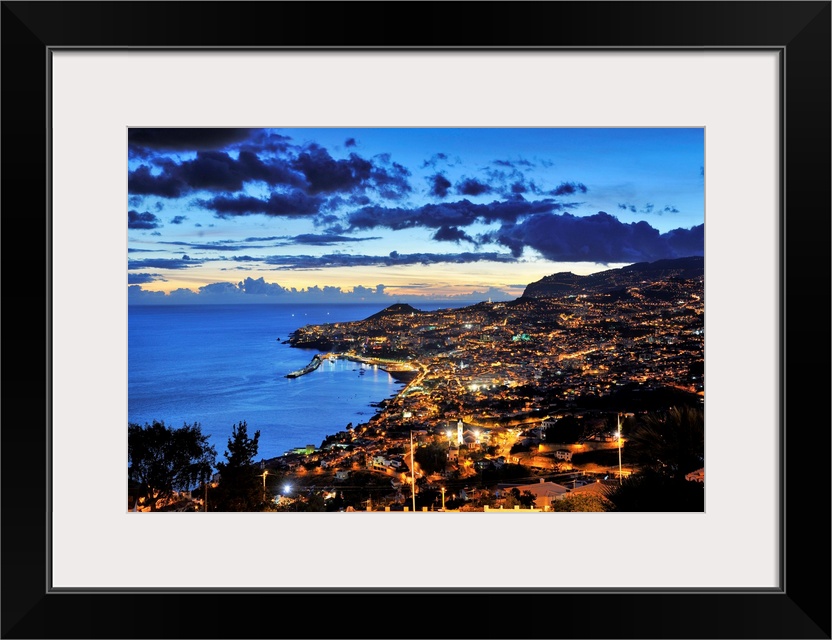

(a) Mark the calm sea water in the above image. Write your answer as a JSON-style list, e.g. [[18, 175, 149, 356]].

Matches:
[[128, 302, 459, 462]]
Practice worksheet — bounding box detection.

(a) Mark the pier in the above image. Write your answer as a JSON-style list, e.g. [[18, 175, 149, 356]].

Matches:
[[285, 352, 417, 380], [286, 354, 330, 378]]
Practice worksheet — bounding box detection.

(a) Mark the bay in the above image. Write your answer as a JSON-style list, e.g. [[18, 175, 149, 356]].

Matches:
[[128, 302, 460, 462]]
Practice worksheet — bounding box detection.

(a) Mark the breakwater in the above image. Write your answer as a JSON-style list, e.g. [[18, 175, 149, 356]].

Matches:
[[286, 352, 418, 381], [286, 353, 330, 378]]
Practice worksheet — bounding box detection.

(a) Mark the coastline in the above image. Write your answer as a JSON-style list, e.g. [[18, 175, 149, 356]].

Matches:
[[130, 303, 421, 463]]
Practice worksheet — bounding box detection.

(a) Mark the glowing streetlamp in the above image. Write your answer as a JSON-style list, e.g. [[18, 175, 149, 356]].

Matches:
[[261, 470, 269, 501], [617, 413, 623, 485], [440, 486, 446, 511], [410, 430, 417, 512]]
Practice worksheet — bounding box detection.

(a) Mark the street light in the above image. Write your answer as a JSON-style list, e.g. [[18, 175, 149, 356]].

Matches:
[[282, 483, 296, 511], [261, 470, 269, 502], [440, 486, 446, 511], [617, 413, 623, 485], [410, 430, 417, 513]]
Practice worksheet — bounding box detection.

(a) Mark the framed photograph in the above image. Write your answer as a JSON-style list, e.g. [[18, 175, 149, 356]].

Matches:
[[3, 2, 829, 638]]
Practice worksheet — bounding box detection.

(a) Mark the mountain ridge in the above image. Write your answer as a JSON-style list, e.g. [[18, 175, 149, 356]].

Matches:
[[522, 255, 703, 299]]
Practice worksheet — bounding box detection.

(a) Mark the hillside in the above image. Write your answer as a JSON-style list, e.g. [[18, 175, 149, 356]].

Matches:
[[522, 256, 704, 298]]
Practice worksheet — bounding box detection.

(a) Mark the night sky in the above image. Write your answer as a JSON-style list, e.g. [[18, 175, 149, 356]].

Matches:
[[127, 127, 704, 304]]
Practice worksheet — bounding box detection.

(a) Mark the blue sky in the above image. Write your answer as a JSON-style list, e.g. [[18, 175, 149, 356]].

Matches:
[[127, 127, 704, 304]]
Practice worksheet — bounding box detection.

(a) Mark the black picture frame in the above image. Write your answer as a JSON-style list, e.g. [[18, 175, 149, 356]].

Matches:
[[2, 2, 829, 638]]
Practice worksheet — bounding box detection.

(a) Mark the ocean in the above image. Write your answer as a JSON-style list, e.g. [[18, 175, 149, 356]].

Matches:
[[128, 302, 460, 462]]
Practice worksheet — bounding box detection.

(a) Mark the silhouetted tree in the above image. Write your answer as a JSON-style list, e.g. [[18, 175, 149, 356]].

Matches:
[[603, 469, 704, 512], [502, 488, 536, 508], [626, 406, 704, 479], [212, 421, 266, 511], [414, 441, 448, 475], [603, 406, 705, 511], [550, 492, 611, 512], [128, 420, 216, 511]]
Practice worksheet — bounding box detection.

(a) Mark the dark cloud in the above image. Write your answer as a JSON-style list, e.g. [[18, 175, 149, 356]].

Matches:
[[127, 149, 302, 199], [347, 198, 561, 231], [202, 233, 376, 249], [129, 128, 257, 153], [128, 210, 161, 229], [486, 211, 704, 263], [620, 202, 674, 215], [235, 150, 305, 187], [345, 138, 357, 148], [129, 135, 411, 204], [175, 150, 302, 193], [421, 152, 449, 168], [549, 181, 588, 196], [321, 195, 372, 213], [240, 130, 293, 153], [290, 233, 380, 246], [429, 173, 452, 198], [128, 273, 166, 285], [497, 177, 549, 198], [169, 215, 187, 225], [237, 251, 517, 270], [159, 240, 262, 251], [482, 169, 585, 201], [289, 145, 412, 199], [432, 226, 476, 244], [369, 156, 412, 199], [198, 191, 323, 217], [128, 166, 185, 198], [127, 257, 202, 270], [456, 177, 492, 196], [661, 225, 705, 256], [492, 158, 534, 168], [292, 145, 372, 194]]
